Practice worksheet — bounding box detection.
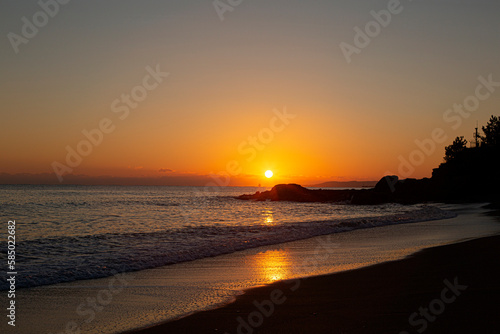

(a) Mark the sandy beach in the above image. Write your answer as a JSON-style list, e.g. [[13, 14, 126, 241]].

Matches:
[[130, 233, 500, 334]]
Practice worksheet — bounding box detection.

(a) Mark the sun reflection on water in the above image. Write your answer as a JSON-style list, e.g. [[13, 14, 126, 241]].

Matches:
[[262, 207, 275, 225]]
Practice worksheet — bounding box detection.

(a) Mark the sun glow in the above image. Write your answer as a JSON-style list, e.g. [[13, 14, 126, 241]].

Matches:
[[265, 170, 273, 178]]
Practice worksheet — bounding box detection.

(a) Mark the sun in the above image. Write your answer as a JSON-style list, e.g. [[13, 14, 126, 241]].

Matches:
[[265, 170, 273, 178]]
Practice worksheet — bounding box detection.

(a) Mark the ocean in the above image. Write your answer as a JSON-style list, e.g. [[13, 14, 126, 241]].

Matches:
[[0, 185, 454, 291]]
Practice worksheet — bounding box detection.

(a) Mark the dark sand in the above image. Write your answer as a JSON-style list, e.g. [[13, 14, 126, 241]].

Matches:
[[130, 235, 500, 334]]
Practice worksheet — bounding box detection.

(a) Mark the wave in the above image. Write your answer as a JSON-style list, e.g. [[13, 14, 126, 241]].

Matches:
[[0, 206, 455, 291]]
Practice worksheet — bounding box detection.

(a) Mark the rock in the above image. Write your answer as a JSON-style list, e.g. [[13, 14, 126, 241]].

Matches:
[[350, 189, 390, 205], [374, 175, 398, 194], [237, 184, 355, 203]]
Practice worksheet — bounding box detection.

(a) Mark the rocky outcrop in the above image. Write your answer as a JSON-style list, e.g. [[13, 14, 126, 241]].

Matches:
[[237, 176, 438, 205], [237, 184, 355, 202], [374, 175, 398, 194], [237, 182, 395, 204], [238, 163, 500, 205]]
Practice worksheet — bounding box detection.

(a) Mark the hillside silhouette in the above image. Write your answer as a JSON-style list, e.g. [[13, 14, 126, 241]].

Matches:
[[400, 115, 500, 203]]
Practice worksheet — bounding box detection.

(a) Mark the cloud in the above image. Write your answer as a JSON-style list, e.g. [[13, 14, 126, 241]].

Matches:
[[159, 168, 174, 173]]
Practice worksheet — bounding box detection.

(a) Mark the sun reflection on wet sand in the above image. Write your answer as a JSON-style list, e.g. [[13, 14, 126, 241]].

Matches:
[[252, 249, 291, 283]]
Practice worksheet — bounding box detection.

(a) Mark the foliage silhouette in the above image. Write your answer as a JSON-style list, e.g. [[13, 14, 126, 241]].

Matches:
[[481, 115, 500, 147], [444, 136, 468, 162]]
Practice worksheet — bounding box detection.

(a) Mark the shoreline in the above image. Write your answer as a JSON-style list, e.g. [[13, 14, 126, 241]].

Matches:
[[4, 203, 500, 334], [3, 203, 453, 292], [129, 233, 500, 334]]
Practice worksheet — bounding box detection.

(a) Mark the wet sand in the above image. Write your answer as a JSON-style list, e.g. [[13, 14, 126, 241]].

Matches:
[[130, 234, 500, 334]]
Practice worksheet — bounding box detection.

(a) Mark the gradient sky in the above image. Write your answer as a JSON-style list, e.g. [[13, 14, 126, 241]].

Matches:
[[1, 0, 499, 186]]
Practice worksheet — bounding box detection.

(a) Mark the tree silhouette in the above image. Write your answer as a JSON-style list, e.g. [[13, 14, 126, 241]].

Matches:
[[481, 115, 500, 147], [444, 136, 467, 162]]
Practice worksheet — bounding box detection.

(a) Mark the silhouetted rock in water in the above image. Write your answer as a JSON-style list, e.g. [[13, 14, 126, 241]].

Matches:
[[237, 175, 464, 205], [350, 189, 390, 205], [237, 184, 356, 202], [237, 183, 394, 204], [374, 175, 398, 194], [392, 178, 436, 204], [237, 179, 430, 204], [351, 176, 427, 204], [237, 175, 467, 205]]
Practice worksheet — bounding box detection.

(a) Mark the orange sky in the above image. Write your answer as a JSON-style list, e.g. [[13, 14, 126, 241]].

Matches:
[[1, 1, 500, 186]]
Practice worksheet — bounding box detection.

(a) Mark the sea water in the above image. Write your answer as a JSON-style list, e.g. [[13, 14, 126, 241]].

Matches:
[[0, 185, 455, 291]]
